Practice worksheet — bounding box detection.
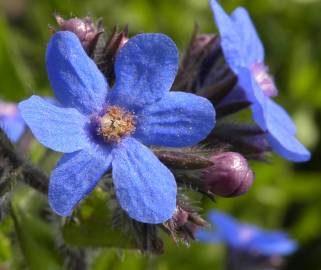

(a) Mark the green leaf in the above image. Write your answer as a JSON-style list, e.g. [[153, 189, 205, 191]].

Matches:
[[11, 187, 63, 270], [0, 18, 34, 101], [0, 218, 12, 263]]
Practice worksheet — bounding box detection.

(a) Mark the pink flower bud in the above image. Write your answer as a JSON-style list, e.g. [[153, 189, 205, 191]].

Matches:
[[55, 15, 101, 50], [202, 152, 254, 197]]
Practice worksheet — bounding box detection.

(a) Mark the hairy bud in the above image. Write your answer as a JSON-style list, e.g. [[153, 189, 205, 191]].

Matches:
[[202, 152, 254, 197], [55, 15, 102, 51], [173, 28, 237, 105], [163, 204, 208, 245], [208, 124, 270, 160], [96, 26, 129, 84]]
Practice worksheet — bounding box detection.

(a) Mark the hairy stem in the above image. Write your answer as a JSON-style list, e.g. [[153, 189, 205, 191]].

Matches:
[[0, 129, 48, 194]]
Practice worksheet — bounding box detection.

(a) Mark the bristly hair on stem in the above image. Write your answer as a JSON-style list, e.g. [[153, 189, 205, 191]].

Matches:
[[0, 129, 48, 194]]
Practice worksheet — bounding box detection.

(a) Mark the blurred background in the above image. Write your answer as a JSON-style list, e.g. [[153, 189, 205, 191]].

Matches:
[[0, 0, 321, 269]]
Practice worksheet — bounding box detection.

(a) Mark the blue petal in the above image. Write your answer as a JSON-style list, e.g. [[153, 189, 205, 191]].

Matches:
[[230, 7, 264, 65], [219, 68, 256, 106], [0, 101, 25, 143], [46, 31, 109, 115], [250, 231, 298, 256], [207, 211, 245, 247], [210, 0, 243, 72], [223, 68, 268, 130], [49, 147, 112, 216], [217, 86, 248, 108], [195, 229, 222, 243], [111, 137, 177, 224], [134, 92, 215, 147], [19, 95, 88, 153], [0, 115, 25, 143], [233, 68, 269, 131], [267, 134, 310, 162], [250, 79, 269, 131], [265, 99, 310, 162], [266, 99, 296, 135], [108, 33, 179, 111]]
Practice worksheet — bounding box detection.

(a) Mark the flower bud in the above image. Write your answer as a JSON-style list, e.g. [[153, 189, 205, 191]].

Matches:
[[202, 152, 254, 197], [172, 207, 189, 226], [209, 124, 270, 160], [173, 30, 237, 105], [96, 26, 129, 84], [163, 204, 208, 245], [173, 32, 219, 91], [55, 15, 102, 50]]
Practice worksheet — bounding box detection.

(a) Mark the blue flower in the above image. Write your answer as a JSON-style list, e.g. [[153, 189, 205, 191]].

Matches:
[[197, 210, 297, 256], [210, 0, 310, 162], [19, 31, 215, 224], [0, 100, 26, 143]]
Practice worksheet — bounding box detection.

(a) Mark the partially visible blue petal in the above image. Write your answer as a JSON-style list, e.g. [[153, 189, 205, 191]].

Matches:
[[19, 95, 88, 153], [217, 86, 248, 108], [0, 101, 25, 142], [5, 117, 25, 143], [46, 31, 109, 115], [250, 79, 269, 131], [219, 68, 256, 106], [208, 210, 245, 247], [230, 67, 269, 131], [220, 68, 268, 130], [200, 210, 298, 256], [267, 133, 310, 162], [250, 231, 298, 256], [0, 115, 25, 143], [111, 137, 177, 224], [134, 92, 215, 147], [265, 99, 310, 162], [195, 229, 222, 243], [210, 0, 243, 72], [265, 99, 296, 135], [49, 147, 112, 216], [108, 33, 179, 111], [230, 7, 264, 65]]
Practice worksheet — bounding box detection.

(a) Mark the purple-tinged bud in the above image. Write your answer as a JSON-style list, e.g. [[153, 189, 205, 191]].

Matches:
[[173, 29, 237, 106], [208, 124, 270, 160], [54, 15, 102, 51], [103, 25, 129, 59], [189, 34, 218, 59], [202, 152, 254, 197], [172, 206, 189, 226], [96, 26, 129, 84], [163, 204, 208, 245]]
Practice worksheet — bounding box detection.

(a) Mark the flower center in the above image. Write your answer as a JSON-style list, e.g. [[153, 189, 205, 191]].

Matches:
[[239, 227, 255, 243], [251, 63, 278, 97], [96, 106, 136, 143], [0, 102, 17, 117]]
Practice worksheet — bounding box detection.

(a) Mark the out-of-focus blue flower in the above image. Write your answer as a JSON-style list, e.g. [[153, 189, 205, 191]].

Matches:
[[210, 0, 310, 162], [197, 210, 297, 256], [0, 100, 25, 143], [19, 31, 215, 224]]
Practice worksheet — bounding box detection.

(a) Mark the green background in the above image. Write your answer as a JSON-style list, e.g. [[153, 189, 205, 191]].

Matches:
[[0, 0, 321, 269]]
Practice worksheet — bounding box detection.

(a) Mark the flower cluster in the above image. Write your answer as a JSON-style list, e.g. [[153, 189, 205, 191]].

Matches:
[[0, 0, 309, 254]]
